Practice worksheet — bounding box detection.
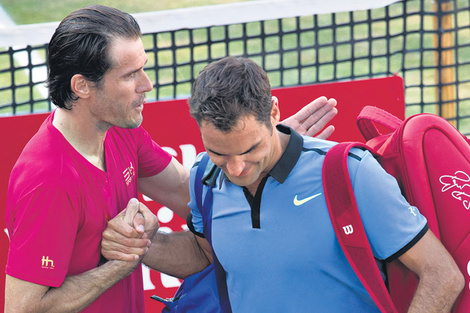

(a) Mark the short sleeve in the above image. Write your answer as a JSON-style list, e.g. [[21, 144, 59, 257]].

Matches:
[[6, 184, 80, 287], [188, 153, 206, 235], [136, 126, 172, 178], [347, 149, 428, 260]]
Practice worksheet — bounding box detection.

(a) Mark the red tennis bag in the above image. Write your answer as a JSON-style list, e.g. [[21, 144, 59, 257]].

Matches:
[[356, 106, 470, 312]]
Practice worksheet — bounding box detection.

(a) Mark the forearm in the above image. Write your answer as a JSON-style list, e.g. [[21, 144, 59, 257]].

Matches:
[[46, 260, 139, 312], [143, 230, 211, 279], [5, 259, 139, 313], [407, 268, 464, 313], [398, 230, 465, 313]]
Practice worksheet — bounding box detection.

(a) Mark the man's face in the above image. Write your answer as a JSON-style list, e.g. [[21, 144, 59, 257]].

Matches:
[[88, 37, 153, 130], [201, 114, 278, 190]]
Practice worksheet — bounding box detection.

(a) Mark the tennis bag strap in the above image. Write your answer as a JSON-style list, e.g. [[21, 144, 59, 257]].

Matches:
[[194, 154, 233, 313], [322, 142, 398, 313], [356, 105, 470, 312], [356, 106, 403, 141]]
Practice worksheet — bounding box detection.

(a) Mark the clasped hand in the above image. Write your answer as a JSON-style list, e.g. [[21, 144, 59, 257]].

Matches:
[[101, 198, 159, 262]]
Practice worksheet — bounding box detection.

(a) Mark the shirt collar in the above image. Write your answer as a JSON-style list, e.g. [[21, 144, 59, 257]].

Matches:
[[218, 124, 304, 186], [269, 124, 303, 183]]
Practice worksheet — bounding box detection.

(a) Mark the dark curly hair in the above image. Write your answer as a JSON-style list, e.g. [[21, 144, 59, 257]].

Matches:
[[188, 57, 273, 132]]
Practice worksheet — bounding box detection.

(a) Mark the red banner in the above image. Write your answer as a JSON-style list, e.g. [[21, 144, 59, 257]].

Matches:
[[0, 77, 404, 311]]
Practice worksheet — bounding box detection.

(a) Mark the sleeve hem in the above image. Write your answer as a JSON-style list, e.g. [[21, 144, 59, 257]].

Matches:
[[186, 213, 205, 238], [385, 224, 429, 262]]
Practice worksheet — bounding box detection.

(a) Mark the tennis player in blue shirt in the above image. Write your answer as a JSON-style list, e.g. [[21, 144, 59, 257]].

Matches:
[[102, 56, 463, 313]]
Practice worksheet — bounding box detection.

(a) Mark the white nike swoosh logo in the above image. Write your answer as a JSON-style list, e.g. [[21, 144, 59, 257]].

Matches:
[[293, 193, 322, 206]]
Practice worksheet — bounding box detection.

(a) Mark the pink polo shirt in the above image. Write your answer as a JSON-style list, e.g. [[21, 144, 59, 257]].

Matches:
[[6, 111, 172, 312]]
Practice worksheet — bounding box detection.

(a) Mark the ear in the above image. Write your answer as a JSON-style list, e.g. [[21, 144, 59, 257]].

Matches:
[[70, 74, 90, 99], [271, 96, 281, 124]]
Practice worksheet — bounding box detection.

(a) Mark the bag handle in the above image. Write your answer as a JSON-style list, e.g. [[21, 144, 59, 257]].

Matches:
[[357, 106, 403, 141], [323, 142, 398, 313]]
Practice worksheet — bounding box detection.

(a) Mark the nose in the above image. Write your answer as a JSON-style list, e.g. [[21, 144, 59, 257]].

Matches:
[[137, 71, 153, 93], [225, 157, 246, 177]]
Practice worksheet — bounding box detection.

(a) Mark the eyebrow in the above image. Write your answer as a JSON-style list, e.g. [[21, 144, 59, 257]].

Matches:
[[207, 142, 260, 157], [124, 58, 148, 77]]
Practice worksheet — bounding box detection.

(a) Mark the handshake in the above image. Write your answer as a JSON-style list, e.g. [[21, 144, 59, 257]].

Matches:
[[101, 198, 159, 263]]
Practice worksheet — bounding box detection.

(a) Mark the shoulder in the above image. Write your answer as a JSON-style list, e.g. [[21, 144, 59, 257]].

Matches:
[[190, 152, 212, 181], [301, 136, 335, 156], [301, 137, 372, 160], [298, 138, 380, 181], [190, 152, 221, 189], [10, 131, 83, 197]]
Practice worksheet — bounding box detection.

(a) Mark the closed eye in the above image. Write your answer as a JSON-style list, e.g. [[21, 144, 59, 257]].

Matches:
[[207, 142, 260, 157]]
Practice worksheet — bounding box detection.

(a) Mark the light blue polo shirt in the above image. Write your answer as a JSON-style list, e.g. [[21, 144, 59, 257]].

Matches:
[[189, 125, 427, 313]]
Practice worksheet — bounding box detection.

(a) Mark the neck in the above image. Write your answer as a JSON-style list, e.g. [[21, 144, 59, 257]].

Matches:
[[53, 108, 108, 171], [264, 128, 290, 174], [245, 129, 290, 196]]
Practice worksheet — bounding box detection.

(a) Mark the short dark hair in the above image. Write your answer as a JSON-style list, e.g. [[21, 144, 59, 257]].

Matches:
[[188, 56, 273, 132], [46, 5, 141, 109]]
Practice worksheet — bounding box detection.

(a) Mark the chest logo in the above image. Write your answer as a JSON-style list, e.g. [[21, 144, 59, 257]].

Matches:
[[293, 193, 322, 206], [123, 161, 136, 186]]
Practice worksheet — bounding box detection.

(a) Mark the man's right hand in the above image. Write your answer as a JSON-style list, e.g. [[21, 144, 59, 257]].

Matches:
[[280, 96, 337, 139], [101, 198, 159, 262]]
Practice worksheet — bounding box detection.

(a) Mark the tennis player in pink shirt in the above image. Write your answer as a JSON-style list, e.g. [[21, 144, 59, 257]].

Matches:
[[4, 5, 337, 313]]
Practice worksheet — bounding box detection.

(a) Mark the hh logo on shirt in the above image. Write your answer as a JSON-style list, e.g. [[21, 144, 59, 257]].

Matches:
[[41, 256, 54, 269], [123, 162, 136, 186]]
